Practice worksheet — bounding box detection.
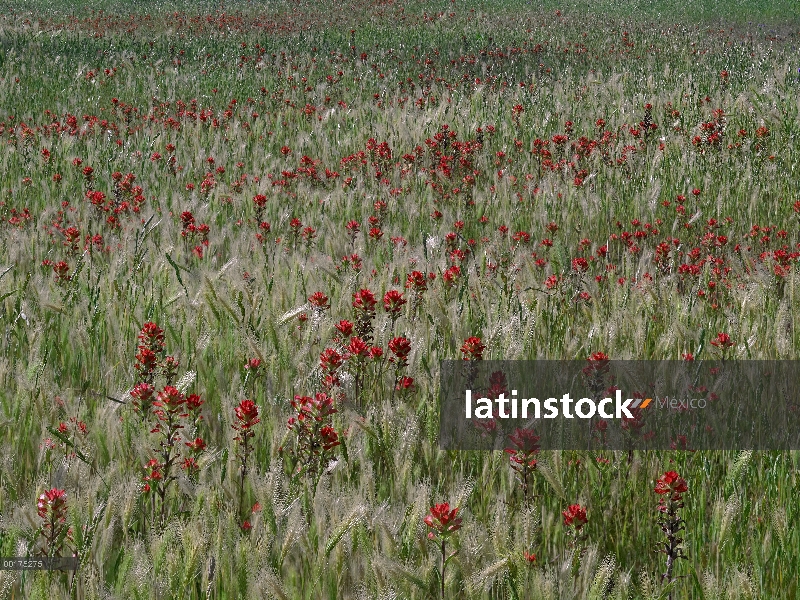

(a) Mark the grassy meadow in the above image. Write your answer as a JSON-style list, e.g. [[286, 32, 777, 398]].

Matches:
[[0, 0, 799, 597]]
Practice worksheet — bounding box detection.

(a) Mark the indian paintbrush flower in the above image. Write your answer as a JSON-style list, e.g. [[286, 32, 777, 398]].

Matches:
[[233, 399, 260, 524], [504, 427, 540, 503], [424, 502, 462, 600], [655, 470, 688, 596]]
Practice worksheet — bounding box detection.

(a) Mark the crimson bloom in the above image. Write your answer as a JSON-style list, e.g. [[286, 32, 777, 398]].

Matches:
[[130, 382, 155, 413], [319, 425, 340, 450], [185, 394, 204, 413], [504, 427, 541, 466], [138, 322, 165, 353], [442, 265, 461, 287], [388, 336, 412, 361], [460, 336, 486, 360], [383, 289, 406, 316], [162, 355, 180, 382], [320, 348, 344, 374], [562, 504, 588, 530], [424, 503, 462, 537], [134, 348, 159, 378], [571, 257, 589, 272], [346, 220, 360, 236], [35, 486, 72, 556], [710, 332, 734, 349], [405, 270, 428, 292], [395, 376, 415, 391], [234, 399, 260, 431], [244, 358, 262, 371], [353, 288, 377, 312], [654, 471, 688, 501], [185, 437, 207, 452], [37, 488, 68, 521], [334, 320, 354, 337], [308, 291, 330, 310], [583, 351, 611, 380], [347, 336, 369, 358], [155, 385, 185, 411]]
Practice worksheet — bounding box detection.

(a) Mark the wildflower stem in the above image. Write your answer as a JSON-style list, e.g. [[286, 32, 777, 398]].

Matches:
[[440, 539, 446, 600]]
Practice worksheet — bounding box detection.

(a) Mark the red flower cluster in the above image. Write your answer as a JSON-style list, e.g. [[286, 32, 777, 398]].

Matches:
[[35, 487, 73, 556], [504, 427, 540, 468], [460, 336, 486, 360], [383, 289, 406, 319], [234, 399, 261, 433], [405, 270, 428, 292], [285, 392, 341, 480], [244, 357, 262, 372], [37, 488, 68, 521], [424, 502, 462, 538], [654, 470, 688, 502], [388, 336, 412, 366], [309, 291, 330, 310], [562, 504, 588, 530], [135, 321, 165, 384], [130, 382, 155, 414], [352, 288, 377, 313], [709, 332, 733, 349]]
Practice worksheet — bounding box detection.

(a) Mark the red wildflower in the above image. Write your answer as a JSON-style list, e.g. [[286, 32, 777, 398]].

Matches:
[[347, 336, 369, 358], [345, 220, 360, 237], [334, 320, 354, 337], [424, 503, 462, 536], [185, 437, 207, 452], [308, 291, 330, 310], [654, 471, 688, 500], [571, 257, 589, 272], [178, 395, 202, 416], [353, 288, 377, 312], [442, 265, 461, 287], [134, 348, 159, 377], [461, 336, 486, 360], [562, 504, 588, 529], [388, 336, 412, 365], [505, 427, 541, 459], [405, 270, 428, 291], [383, 290, 407, 316], [155, 386, 185, 411], [37, 488, 68, 521], [395, 376, 415, 391], [234, 399, 260, 430], [244, 358, 262, 371], [320, 348, 343, 373], [710, 332, 734, 349], [130, 382, 155, 413], [319, 425, 340, 450]]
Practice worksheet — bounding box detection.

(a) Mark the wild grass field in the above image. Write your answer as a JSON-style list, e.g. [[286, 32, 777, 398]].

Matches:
[[0, 0, 799, 597]]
